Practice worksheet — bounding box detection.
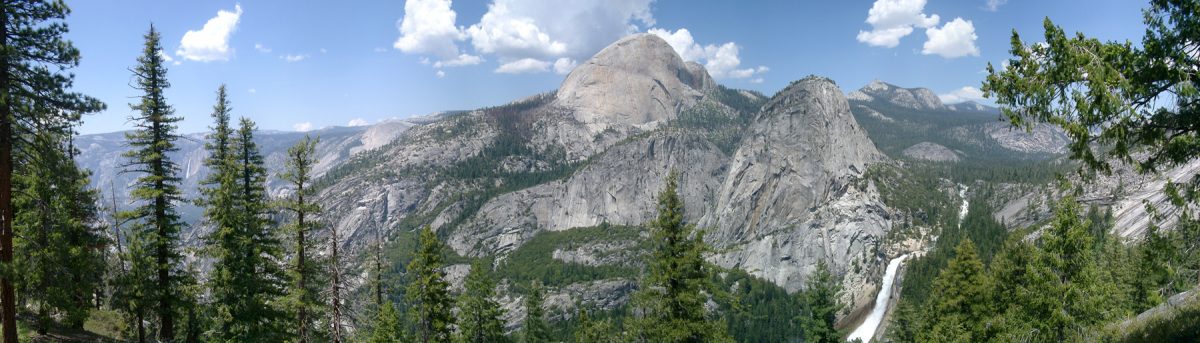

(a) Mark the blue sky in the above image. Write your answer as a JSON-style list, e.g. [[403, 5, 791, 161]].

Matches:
[[65, 0, 1148, 134]]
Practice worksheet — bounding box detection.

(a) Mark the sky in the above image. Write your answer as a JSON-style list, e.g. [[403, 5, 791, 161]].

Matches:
[[64, 0, 1149, 135]]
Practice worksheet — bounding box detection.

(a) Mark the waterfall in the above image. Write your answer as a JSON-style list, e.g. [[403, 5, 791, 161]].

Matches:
[[846, 254, 910, 342]]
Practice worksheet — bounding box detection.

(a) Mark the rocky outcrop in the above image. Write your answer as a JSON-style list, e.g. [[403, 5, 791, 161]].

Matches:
[[847, 80, 943, 111], [555, 33, 711, 130], [703, 77, 890, 308], [903, 142, 960, 162], [984, 122, 1068, 154]]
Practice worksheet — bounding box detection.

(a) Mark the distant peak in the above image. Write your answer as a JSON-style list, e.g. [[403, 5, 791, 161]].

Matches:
[[554, 32, 712, 127], [852, 80, 944, 111]]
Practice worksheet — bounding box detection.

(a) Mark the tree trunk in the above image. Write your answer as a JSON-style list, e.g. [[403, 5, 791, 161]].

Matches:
[[330, 224, 342, 343], [296, 187, 308, 343], [154, 120, 174, 341], [0, 4, 18, 342]]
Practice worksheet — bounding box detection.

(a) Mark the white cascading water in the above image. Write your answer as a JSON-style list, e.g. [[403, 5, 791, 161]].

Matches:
[[846, 254, 910, 342], [844, 186, 968, 342], [958, 185, 970, 224]]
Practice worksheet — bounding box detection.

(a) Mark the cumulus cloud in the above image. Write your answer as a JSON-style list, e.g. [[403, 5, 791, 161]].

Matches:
[[495, 58, 551, 73], [281, 54, 309, 62], [436, 70, 446, 78], [553, 57, 576, 74], [648, 28, 768, 80], [394, 0, 656, 74], [254, 43, 271, 53], [985, 0, 1008, 11], [467, 0, 653, 60], [347, 118, 370, 126], [293, 122, 314, 132], [922, 18, 980, 58], [466, 1, 568, 58], [856, 0, 939, 48], [938, 86, 985, 104], [394, 0, 474, 61], [176, 4, 243, 62]]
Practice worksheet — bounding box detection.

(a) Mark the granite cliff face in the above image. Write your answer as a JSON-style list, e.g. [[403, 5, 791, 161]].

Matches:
[[304, 34, 897, 317], [555, 33, 711, 130]]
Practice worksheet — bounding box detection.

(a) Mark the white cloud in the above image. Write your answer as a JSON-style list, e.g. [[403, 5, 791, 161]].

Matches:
[[467, 0, 654, 60], [293, 122, 314, 132], [749, 78, 764, 84], [157, 50, 181, 65], [176, 4, 243, 62], [374, 47, 390, 53], [281, 54, 309, 62], [432, 54, 483, 68], [248, 88, 257, 94], [938, 86, 985, 104], [254, 43, 271, 53], [922, 18, 980, 58], [495, 58, 551, 74], [466, 1, 568, 58], [553, 57, 576, 74], [436, 70, 446, 78], [648, 28, 768, 80], [856, 0, 939, 48], [347, 118, 370, 126], [985, 0, 1008, 11], [394, 0, 655, 74], [394, 0, 467, 60]]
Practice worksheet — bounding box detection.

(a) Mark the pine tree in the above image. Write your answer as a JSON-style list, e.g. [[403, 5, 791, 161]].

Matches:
[[1134, 225, 1175, 311], [1009, 196, 1124, 342], [329, 215, 346, 343], [628, 171, 731, 343], [798, 259, 843, 343], [0, 2, 104, 341], [206, 117, 289, 341], [13, 133, 105, 332], [280, 135, 325, 342], [522, 281, 549, 343], [406, 225, 454, 343], [121, 25, 186, 341], [919, 240, 991, 342], [457, 261, 508, 343], [984, 1, 1199, 179], [119, 221, 156, 343], [368, 301, 403, 343]]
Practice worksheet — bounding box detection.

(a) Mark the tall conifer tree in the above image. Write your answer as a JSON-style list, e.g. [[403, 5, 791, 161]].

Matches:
[[0, 2, 103, 340], [522, 281, 549, 343], [406, 225, 454, 343], [122, 25, 186, 341], [629, 172, 731, 343], [457, 261, 508, 343], [281, 136, 325, 342]]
